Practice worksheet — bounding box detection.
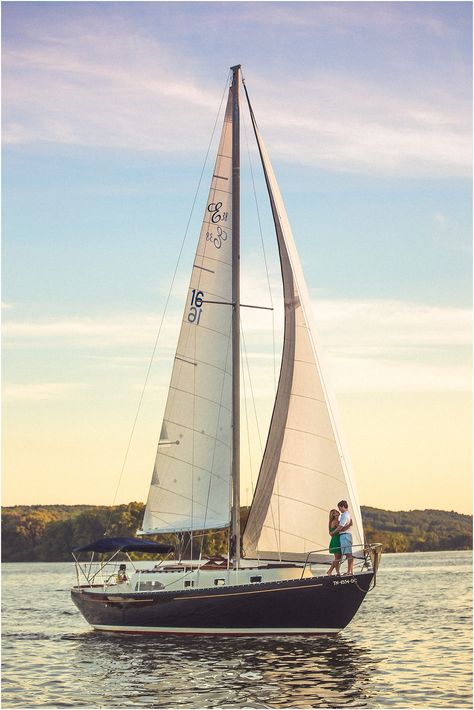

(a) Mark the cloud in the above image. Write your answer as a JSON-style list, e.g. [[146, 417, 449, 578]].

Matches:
[[4, 299, 470, 350], [2, 11, 471, 177], [312, 299, 471, 349], [2, 312, 181, 350], [252, 74, 471, 176], [313, 300, 471, 392], [3, 382, 86, 401], [237, 3, 460, 38], [2, 27, 226, 153], [3, 299, 471, 394], [326, 354, 470, 393], [239, 292, 472, 393]]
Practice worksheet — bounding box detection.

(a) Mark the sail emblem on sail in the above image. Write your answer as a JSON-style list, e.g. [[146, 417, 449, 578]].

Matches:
[[71, 66, 381, 636]]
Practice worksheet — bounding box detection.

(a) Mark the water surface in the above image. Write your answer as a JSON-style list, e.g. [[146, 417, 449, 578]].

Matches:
[[2, 551, 472, 707]]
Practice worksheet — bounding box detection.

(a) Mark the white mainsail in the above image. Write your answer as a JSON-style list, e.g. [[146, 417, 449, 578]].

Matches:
[[243, 95, 364, 561], [140, 91, 234, 534]]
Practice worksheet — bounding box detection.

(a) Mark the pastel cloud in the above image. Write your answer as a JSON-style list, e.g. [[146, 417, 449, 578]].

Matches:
[[2, 312, 180, 347], [2, 11, 471, 177], [236, 2, 460, 37], [3, 382, 86, 401], [243, 299, 472, 394], [3, 299, 470, 395]]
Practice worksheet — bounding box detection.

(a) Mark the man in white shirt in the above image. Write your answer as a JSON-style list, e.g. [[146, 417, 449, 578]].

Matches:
[[336, 500, 353, 575]]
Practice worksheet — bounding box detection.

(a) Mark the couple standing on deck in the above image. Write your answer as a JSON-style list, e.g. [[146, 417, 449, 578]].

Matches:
[[328, 500, 353, 576]]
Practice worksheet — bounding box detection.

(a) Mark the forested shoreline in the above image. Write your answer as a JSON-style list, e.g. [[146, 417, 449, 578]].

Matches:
[[1, 502, 472, 562]]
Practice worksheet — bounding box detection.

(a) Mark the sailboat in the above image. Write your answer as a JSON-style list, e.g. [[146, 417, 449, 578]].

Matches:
[[71, 66, 381, 635]]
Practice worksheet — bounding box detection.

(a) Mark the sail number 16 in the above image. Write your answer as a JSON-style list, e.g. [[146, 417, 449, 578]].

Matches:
[[188, 289, 204, 325]]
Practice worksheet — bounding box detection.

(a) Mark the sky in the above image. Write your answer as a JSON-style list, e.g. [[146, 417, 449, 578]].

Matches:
[[2, 1, 472, 515]]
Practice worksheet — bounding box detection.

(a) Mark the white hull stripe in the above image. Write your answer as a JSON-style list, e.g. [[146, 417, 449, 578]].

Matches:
[[92, 624, 342, 636]]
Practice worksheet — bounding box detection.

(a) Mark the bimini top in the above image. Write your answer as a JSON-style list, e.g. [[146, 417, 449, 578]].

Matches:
[[73, 536, 174, 554]]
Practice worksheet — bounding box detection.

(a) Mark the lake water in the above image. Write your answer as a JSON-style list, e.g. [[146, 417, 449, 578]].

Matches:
[[2, 551, 472, 708]]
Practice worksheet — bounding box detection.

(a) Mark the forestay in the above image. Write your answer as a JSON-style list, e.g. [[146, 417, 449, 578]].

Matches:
[[140, 91, 234, 534], [243, 93, 364, 561]]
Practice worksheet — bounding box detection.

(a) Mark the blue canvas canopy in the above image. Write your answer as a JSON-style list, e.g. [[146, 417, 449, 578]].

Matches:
[[73, 536, 174, 554]]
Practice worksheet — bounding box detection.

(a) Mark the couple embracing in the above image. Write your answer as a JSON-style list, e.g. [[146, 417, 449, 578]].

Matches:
[[328, 500, 353, 576]]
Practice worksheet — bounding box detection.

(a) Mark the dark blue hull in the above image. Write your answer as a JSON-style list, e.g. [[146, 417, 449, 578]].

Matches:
[[71, 572, 373, 635]]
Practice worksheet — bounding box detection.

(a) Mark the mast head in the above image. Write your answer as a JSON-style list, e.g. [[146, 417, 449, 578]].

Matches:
[[230, 64, 241, 72]]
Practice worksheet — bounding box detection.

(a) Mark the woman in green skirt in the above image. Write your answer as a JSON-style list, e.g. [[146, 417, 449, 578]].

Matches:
[[327, 508, 342, 575]]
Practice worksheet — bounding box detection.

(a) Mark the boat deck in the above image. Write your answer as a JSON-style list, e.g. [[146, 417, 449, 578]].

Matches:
[[75, 558, 374, 595]]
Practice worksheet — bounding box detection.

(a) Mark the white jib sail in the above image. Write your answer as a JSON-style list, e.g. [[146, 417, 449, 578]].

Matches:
[[243, 101, 364, 561], [140, 91, 234, 534]]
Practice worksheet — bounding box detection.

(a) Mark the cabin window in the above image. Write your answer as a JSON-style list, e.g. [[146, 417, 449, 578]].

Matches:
[[250, 576, 262, 583], [214, 579, 226, 586], [137, 581, 153, 591], [184, 580, 195, 588], [134, 580, 164, 591]]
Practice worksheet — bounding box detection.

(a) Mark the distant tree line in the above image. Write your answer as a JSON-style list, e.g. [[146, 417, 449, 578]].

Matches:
[[1, 503, 472, 562], [362, 506, 472, 553]]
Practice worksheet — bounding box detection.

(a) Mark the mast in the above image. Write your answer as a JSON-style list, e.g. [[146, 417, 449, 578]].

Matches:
[[230, 64, 241, 566]]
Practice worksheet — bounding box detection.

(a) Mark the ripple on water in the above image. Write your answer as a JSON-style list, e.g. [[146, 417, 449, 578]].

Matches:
[[3, 631, 52, 641], [1, 553, 472, 708]]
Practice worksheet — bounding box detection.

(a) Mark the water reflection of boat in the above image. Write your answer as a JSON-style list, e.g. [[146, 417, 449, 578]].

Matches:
[[71, 64, 381, 636], [72, 632, 377, 707]]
